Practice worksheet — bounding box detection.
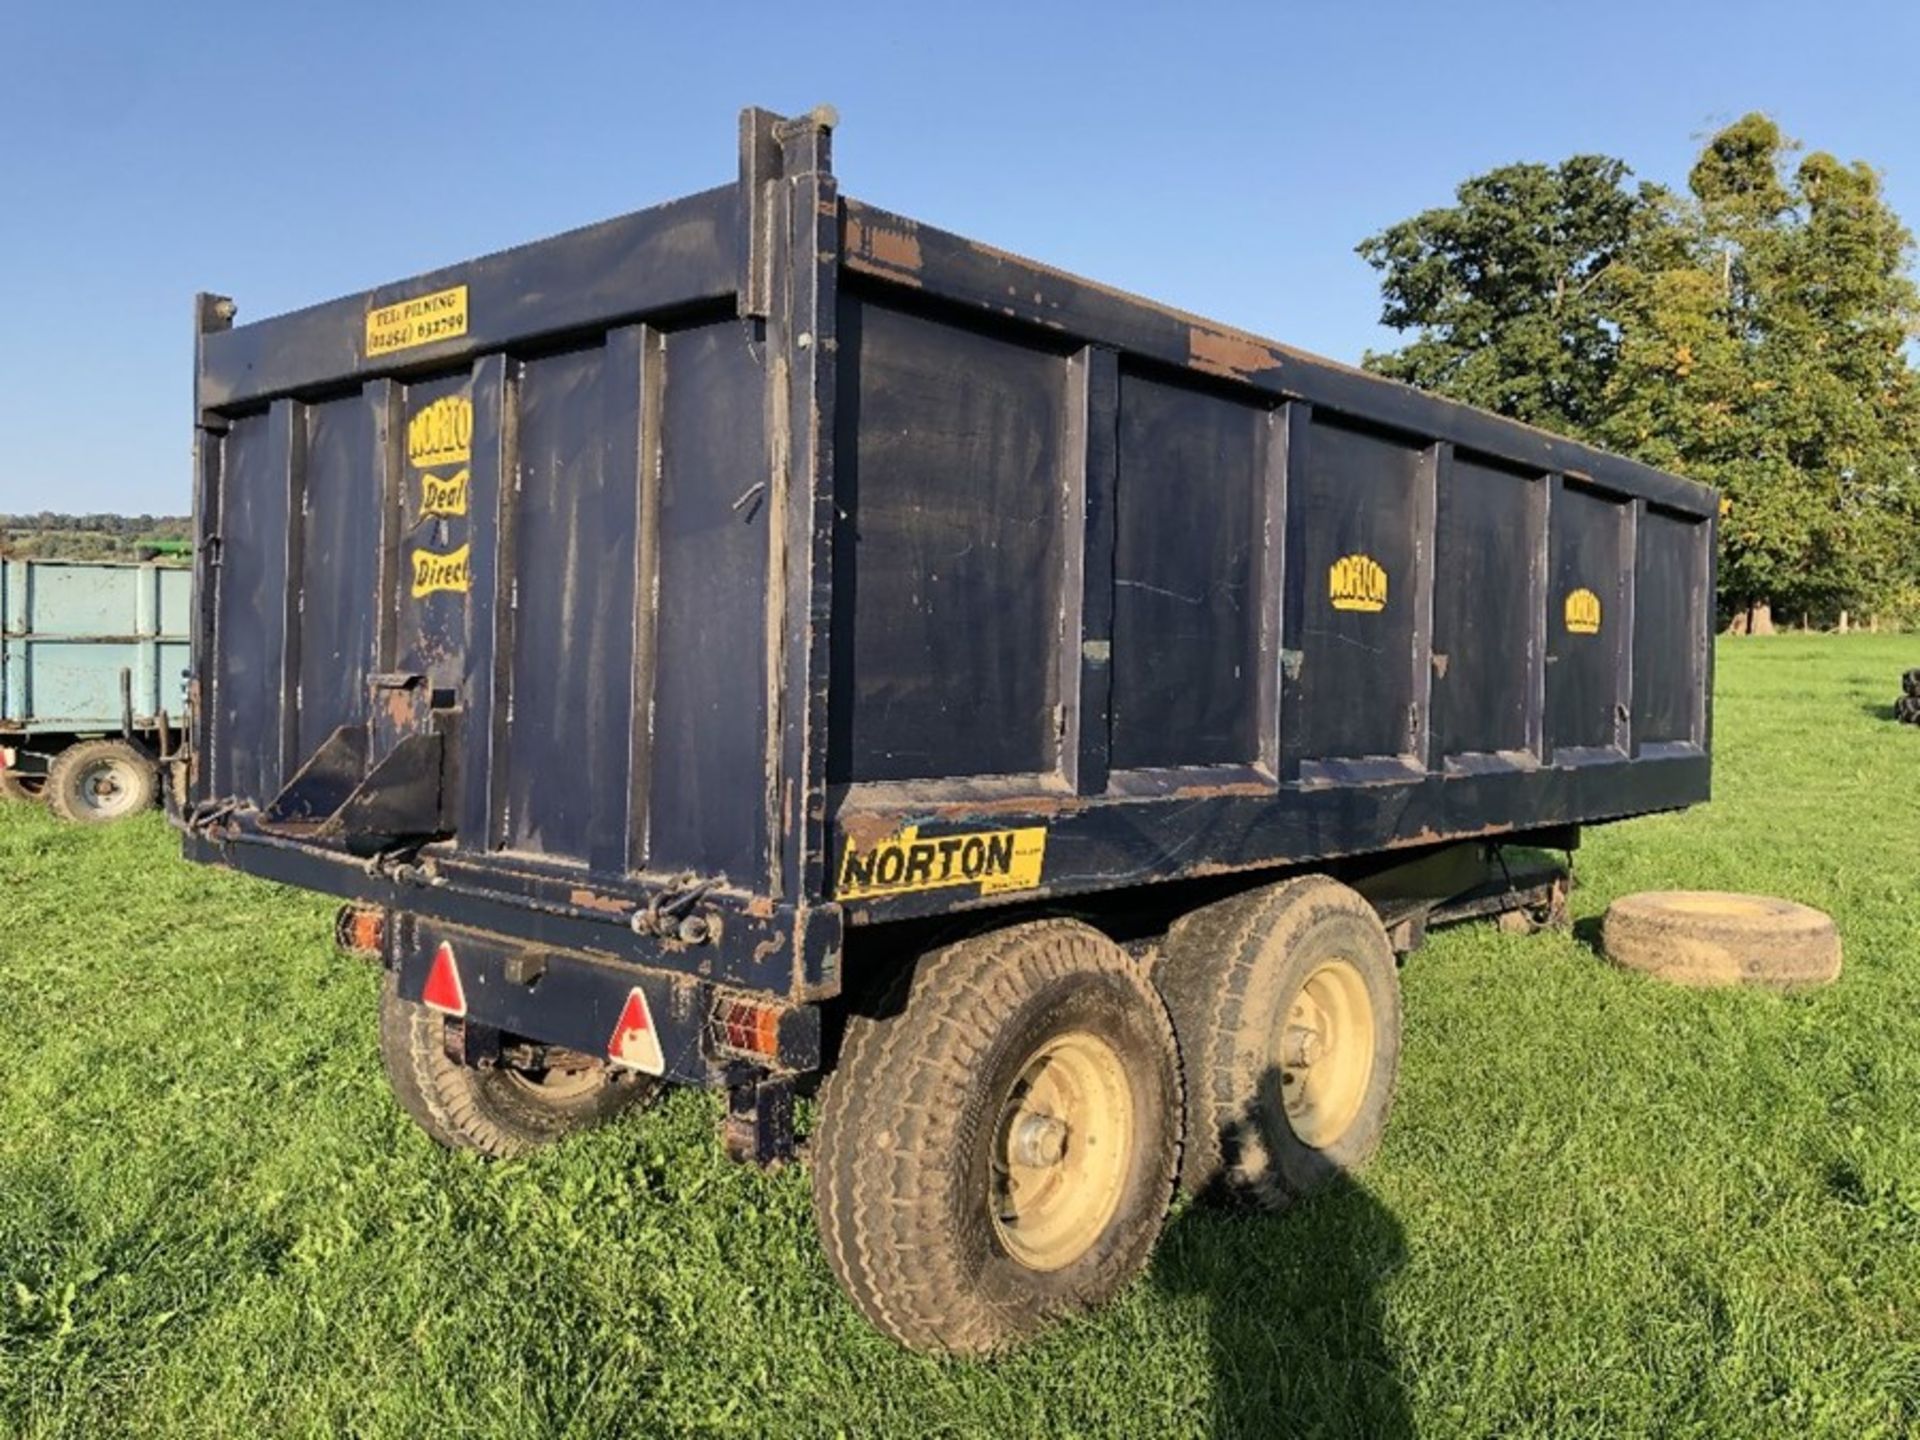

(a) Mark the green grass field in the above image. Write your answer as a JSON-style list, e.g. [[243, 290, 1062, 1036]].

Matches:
[[2, 635, 1917, 1438]]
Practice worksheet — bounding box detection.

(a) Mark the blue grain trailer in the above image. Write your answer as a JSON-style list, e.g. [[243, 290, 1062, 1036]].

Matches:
[[0, 557, 188, 821], [179, 107, 1714, 1353]]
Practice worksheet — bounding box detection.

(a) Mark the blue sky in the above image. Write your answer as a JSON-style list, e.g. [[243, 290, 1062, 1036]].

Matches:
[[3, 0, 1916, 514]]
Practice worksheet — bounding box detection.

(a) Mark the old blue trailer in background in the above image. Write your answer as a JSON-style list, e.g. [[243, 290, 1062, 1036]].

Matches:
[[0, 557, 188, 821]]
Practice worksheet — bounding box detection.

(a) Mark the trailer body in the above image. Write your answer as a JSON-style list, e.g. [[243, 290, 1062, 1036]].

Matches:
[[180, 108, 1713, 1092], [1, 558, 188, 791]]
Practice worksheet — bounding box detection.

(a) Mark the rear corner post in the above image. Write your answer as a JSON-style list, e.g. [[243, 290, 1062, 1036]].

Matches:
[[737, 108, 780, 321], [188, 293, 237, 804], [739, 105, 842, 988]]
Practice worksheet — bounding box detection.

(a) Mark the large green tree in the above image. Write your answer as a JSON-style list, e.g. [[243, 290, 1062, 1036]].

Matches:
[[1360, 115, 1920, 625], [1357, 155, 1655, 439]]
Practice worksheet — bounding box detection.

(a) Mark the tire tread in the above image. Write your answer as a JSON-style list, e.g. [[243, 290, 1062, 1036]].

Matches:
[[1155, 876, 1401, 1208], [811, 920, 1181, 1354]]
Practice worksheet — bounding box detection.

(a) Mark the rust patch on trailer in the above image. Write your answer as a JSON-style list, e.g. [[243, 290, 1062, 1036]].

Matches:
[[1189, 326, 1280, 382], [840, 812, 901, 852], [568, 888, 629, 916], [844, 215, 923, 281], [1390, 821, 1515, 850], [381, 685, 423, 732], [918, 792, 1088, 821], [1170, 779, 1272, 800], [752, 935, 783, 964], [745, 894, 776, 919], [1432, 652, 1451, 679], [1183, 859, 1247, 879]]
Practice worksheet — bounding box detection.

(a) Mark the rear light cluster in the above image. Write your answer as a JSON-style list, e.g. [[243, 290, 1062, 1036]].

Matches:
[[714, 998, 783, 1059]]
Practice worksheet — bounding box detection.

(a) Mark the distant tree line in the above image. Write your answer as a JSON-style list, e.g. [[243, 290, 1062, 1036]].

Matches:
[[0, 513, 191, 562], [1360, 113, 1920, 632]]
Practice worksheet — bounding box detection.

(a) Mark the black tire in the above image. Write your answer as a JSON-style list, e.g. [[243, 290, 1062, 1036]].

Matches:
[[1155, 875, 1402, 1210], [0, 769, 46, 804], [811, 919, 1182, 1355], [45, 740, 157, 824], [1902, 667, 1920, 698], [377, 973, 656, 1157], [1895, 695, 1920, 724]]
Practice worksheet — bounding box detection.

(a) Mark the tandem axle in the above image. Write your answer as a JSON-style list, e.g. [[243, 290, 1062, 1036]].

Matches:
[[327, 835, 1572, 1180]]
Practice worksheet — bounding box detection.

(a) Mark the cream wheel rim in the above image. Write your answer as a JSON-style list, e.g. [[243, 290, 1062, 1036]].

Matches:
[[501, 1054, 603, 1102], [1276, 960, 1376, 1148], [74, 756, 141, 819], [989, 1031, 1134, 1272]]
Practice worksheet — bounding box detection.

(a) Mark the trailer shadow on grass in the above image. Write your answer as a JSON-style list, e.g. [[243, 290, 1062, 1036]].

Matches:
[[1151, 1169, 1412, 1439]]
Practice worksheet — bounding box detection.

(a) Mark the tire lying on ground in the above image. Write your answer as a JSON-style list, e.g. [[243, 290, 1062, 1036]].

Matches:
[[1895, 695, 1920, 724], [1902, 667, 1920, 697], [1600, 891, 1840, 989]]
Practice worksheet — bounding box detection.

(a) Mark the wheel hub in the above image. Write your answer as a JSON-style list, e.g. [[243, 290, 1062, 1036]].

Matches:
[[1011, 1111, 1069, 1168], [1282, 1019, 1325, 1068], [990, 1031, 1134, 1272]]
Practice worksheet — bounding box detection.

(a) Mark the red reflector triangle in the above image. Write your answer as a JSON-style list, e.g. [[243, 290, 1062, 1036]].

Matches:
[[421, 941, 467, 1016], [607, 987, 665, 1075]]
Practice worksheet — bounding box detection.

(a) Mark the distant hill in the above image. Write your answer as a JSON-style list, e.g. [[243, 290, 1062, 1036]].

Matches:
[[0, 513, 191, 562]]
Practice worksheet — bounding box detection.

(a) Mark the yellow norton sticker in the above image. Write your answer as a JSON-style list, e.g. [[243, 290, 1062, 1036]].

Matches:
[[411, 543, 472, 598], [1565, 587, 1602, 635], [1329, 552, 1388, 612], [837, 824, 1047, 901], [366, 285, 469, 358]]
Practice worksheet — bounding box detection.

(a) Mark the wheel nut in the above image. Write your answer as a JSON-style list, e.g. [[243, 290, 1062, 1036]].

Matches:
[[1283, 1023, 1323, 1068]]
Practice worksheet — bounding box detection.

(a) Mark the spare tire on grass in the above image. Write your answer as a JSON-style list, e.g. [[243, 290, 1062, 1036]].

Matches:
[[1600, 891, 1840, 990]]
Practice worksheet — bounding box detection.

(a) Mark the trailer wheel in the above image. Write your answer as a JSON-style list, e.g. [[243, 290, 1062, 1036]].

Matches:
[[377, 974, 655, 1158], [810, 920, 1181, 1355], [1156, 876, 1401, 1210], [45, 740, 157, 824], [0, 769, 46, 804]]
